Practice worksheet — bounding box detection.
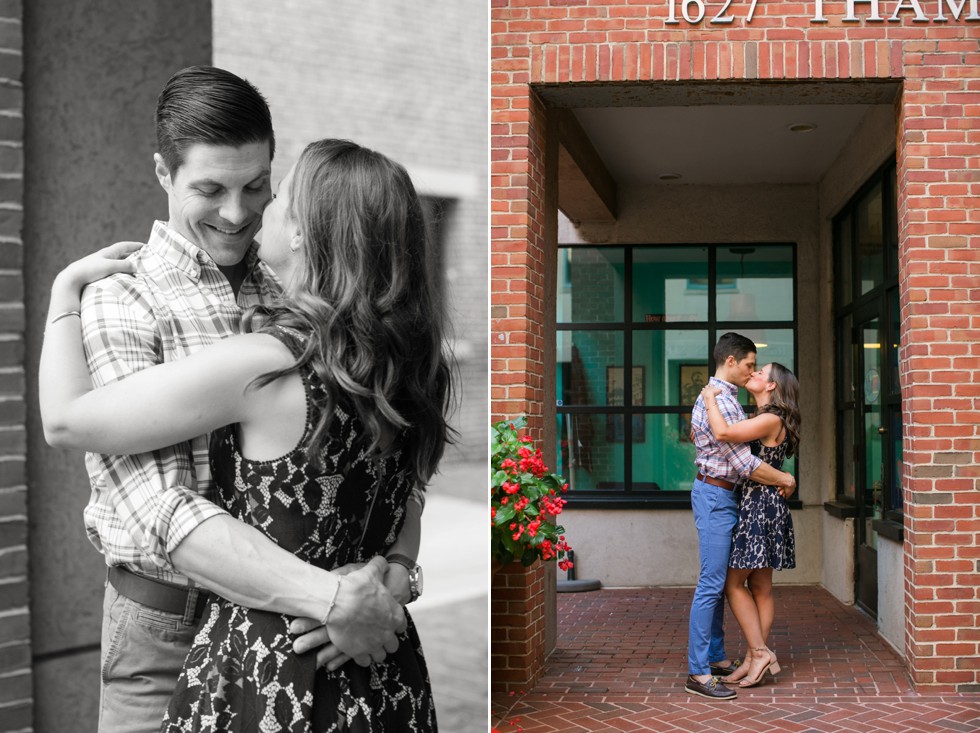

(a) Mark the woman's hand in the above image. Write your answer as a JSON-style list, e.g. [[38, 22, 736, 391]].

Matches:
[[701, 385, 722, 400], [56, 242, 141, 294]]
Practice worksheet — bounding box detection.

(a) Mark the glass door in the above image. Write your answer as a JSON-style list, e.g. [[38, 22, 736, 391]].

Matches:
[[853, 303, 883, 614]]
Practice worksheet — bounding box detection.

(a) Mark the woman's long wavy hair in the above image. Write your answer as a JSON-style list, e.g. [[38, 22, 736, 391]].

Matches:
[[759, 362, 801, 457], [244, 139, 455, 487]]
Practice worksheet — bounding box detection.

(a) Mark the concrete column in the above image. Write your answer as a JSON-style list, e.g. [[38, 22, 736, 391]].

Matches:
[[22, 2, 211, 729]]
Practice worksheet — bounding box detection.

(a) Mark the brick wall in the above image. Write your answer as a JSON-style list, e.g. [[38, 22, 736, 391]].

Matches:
[[0, 2, 26, 729], [491, 79, 555, 690], [491, 0, 979, 692], [491, 562, 548, 694]]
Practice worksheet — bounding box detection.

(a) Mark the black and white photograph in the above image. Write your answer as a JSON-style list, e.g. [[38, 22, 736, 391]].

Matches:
[[6, 2, 487, 732]]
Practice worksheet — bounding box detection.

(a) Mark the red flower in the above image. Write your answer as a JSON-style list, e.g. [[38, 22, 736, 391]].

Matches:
[[491, 416, 573, 569]]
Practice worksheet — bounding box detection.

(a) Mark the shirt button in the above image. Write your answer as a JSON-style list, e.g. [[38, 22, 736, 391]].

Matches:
[[190, 268, 199, 277]]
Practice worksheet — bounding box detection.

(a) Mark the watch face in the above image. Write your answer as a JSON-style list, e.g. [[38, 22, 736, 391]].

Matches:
[[414, 565, 423, 597]]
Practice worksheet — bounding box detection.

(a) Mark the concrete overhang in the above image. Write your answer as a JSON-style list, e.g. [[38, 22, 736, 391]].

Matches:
[[539, 80, 901, 198]]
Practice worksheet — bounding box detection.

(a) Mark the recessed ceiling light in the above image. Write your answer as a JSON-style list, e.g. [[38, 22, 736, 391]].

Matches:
[[788, 122, 817, 133], [658, 173, 682, 181]]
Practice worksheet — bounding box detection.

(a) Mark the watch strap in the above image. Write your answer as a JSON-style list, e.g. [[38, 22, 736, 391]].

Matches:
[[385, 553, 421, 602], [385, 553, 416, 572]]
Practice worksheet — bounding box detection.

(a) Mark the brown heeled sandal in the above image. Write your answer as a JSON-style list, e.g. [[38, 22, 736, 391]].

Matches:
[[738, 647, 781, 688]]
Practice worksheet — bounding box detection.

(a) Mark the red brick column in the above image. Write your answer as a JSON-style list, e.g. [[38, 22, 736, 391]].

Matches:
[[491, 31, 555, 688], [492, 0, 980, 693], [490, 562, 548, 694], [0, 2, 28, 729], [898, 40, 980, 692]]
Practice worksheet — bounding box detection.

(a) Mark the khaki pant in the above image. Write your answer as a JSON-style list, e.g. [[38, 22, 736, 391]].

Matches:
[[99, 582, 201, 733]]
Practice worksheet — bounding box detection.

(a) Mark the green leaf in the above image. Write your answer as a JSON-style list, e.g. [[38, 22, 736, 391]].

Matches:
[[491, 469, 509, 487], [494, 504, 516, 525]]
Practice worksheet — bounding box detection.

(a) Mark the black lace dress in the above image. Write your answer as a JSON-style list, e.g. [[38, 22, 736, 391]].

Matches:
[[728, 436, 796, 571], [162, 329, 436, 732]]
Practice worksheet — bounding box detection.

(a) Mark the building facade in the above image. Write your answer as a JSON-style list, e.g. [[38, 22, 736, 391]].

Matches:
[[491, 0, 979, 693]]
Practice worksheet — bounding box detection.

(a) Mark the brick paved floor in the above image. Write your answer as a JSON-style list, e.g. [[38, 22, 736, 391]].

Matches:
[[491, 587, 980, 732]]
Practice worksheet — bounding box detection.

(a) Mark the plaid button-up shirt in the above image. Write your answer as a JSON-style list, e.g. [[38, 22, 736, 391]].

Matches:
[[690, 376, 762, 484], [81, 221, 282, 584]]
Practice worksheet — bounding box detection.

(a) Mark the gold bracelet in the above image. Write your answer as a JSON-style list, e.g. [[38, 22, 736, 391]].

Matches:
[[49, 310, 81, 325], [320, 577, 343, 626]]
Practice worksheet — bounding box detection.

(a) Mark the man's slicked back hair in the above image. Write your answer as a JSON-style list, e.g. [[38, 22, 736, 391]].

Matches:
[[713, 332, 757, 368], [155, 65, 275, 175]]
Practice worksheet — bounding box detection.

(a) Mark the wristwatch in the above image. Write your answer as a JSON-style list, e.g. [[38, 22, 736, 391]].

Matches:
[[385, 553, 423, 603]]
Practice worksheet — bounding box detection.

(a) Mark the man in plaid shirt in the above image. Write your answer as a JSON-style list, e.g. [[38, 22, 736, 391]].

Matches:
[[75, 67, 407, 732], [684, 333, 796, 700]]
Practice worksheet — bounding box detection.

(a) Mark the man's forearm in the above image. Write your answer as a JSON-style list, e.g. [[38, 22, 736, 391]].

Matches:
[[171, 514, 336, 619], [749, 461, 794, 489]]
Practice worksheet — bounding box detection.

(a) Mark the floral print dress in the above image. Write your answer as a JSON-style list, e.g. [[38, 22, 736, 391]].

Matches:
[[728, 435, 796, 571], [161, 328, 436, 732]]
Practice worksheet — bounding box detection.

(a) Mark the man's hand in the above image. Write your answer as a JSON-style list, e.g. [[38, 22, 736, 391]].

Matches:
[[290, 558, 411, 671], [777, 471, 796, 499], [323, 556, 405, 667], [290, 617, 351, 672], [290, 560, 367, 671]]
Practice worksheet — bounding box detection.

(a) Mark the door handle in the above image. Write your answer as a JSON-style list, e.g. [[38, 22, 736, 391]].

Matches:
[[878, 427, 887, 435]]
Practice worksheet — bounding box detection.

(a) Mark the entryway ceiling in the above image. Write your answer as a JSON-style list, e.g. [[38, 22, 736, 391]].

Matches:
[[573, 103, 891, 186], [539, 81, 901, 219]]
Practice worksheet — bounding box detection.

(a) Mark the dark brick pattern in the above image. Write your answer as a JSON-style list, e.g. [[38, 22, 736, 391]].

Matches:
[[492, 587, 980, 732], [0, 3, 28, 732]]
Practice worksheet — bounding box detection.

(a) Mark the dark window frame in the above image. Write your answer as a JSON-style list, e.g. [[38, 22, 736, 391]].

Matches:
[[556, 242, 799, 510], [830, 159, 903, 537]]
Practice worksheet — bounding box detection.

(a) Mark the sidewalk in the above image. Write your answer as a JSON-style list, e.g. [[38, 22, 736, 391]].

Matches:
[[492, 586, 980, 732], [413, 460, 488, 733]]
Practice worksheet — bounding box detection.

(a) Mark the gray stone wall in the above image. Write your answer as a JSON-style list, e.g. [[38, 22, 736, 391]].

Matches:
[[21, 3, 212, 730], [213, 0, 488, 461]]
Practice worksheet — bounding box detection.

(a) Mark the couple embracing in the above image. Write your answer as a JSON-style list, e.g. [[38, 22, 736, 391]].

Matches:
[[685, 332, 802, 700], [39, 66, 449, 732]]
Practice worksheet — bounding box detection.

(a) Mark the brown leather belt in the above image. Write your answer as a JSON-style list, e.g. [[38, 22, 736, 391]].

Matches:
[[696, 472, 736, 491], [108, 566, 209, 620]]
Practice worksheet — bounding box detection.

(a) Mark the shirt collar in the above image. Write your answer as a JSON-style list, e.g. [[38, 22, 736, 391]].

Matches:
[[146, 220, 264, 283], [708, 375, 739, 396]]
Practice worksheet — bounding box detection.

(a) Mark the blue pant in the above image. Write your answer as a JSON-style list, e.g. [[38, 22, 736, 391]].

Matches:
[[688, 479, 738, 675]]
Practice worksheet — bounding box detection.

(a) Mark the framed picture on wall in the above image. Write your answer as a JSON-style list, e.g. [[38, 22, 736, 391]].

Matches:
[[606, 366, 644, 443], [678, 363, 711, 442]]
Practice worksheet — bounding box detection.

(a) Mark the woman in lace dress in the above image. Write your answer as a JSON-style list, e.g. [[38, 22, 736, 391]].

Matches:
[[39, 139, 452, 731], [700, 362, 800, 689]]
